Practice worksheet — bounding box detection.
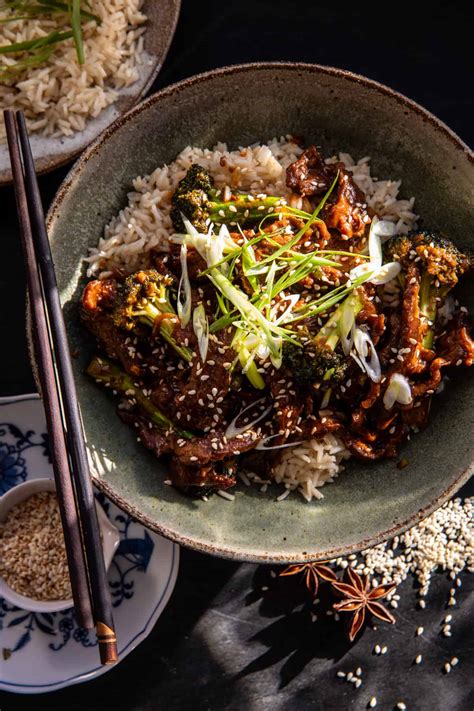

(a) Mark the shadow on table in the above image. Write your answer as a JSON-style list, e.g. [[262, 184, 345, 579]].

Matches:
[[234, 565, 354, 690]]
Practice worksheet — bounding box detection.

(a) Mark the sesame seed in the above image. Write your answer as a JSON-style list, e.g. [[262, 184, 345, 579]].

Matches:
[[444, 663, 451, 674], [396, 704, 407, 710], [416, 626, 424, 636], [369, 697, 377, 708], [450, 657, 459, 666]]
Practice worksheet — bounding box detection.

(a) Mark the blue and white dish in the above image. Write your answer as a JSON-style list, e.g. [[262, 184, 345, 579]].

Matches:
[[0, 394, 179, 694]]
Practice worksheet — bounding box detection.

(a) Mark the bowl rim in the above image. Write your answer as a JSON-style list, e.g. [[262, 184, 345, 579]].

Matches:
[[46, 61, 473, 563], [0, 477, 119, 610]]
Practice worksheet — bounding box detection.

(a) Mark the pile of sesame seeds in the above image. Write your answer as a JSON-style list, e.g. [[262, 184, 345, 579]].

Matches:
[[333, 497, 473, 600], [0, 492, 72, 601]]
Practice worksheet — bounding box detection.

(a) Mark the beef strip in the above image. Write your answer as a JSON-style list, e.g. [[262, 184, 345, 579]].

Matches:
[[168, 457, 236, 493], [323, 169, 370, 239], [268, 367, 307, 440], [173, 428, 260, 465], [286, 146, 370, 239], [286, 146, 336, 197]]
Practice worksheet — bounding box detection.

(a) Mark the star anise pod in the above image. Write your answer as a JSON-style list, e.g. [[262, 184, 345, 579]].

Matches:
[[280, 562, 337, 596], [332, 568, 396, 641]]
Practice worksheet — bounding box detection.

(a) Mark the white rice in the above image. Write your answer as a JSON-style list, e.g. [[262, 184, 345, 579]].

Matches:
[[0, 0, 146, 142], [84, 137, 419, 502], [271, 435, 352, 502]]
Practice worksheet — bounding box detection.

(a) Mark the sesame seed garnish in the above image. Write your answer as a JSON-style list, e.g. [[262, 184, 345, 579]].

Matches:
[[369, 697, 377, 708], [415, 654, 423, 665], [416, 626, 424, 636]]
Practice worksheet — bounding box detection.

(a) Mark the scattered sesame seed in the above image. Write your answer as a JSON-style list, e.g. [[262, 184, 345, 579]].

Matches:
[[369, 697, 377, 708], [415, 655, 423, 665]]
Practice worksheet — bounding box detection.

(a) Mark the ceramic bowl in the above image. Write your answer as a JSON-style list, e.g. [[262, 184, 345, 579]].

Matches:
[[0, 478, 120, 612], [46, 63, 473, 563], [0, 0, 181, 185]]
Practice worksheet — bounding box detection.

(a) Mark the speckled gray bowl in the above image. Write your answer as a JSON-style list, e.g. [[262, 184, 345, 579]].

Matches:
[[47, 63, 474, 563], [0, 0, 181, 185]]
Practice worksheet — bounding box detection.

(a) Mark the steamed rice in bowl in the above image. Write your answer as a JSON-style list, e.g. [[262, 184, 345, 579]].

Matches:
[[79, 136, 473, 504], [0, 0, 147, 142]]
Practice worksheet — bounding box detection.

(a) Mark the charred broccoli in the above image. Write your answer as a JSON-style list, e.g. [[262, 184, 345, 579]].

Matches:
[[171, 163, 285, 233], [283, 341, 348, 385], [283, 293, 363, 385], [385, 231, 471, 348], [113, 269, 192, 362]]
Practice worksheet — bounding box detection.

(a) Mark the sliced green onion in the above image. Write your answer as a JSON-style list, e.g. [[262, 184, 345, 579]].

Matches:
[[177, 244, 192, 327], [192, 304, 209, 363]]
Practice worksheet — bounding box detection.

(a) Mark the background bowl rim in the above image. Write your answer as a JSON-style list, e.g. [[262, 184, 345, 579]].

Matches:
[[0, 0, 182, 186], [46, 61, 473, 562]]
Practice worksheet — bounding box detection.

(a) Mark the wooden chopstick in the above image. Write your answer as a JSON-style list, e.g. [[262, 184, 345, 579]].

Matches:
[[5, 110, 118, 665], [4, 109, 94, 631], [16, 112, 118, 666]]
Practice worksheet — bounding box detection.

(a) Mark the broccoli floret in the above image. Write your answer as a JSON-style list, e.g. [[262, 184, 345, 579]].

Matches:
[[171, 163, 285, 233], [283, 293, 363, 386], [113, 269, 192, 362], [283, 340, 348, 385], [385, 231, 472, 348]]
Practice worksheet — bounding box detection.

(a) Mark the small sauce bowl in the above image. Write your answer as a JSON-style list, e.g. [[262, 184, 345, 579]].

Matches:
[[0, 478, 119, 613]]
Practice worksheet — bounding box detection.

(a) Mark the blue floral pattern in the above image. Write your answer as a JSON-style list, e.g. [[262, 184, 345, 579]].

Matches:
[[0, 419, 155, 656]]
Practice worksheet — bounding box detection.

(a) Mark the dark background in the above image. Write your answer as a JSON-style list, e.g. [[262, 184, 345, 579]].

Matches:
[[0, 1, 473, 709]]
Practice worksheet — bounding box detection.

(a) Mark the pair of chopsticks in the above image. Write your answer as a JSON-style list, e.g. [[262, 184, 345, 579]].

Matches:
[[4, 110, 117, 666]]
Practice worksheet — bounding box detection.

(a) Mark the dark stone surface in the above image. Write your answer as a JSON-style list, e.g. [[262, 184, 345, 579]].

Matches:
[[0, 1, 472, 708]]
